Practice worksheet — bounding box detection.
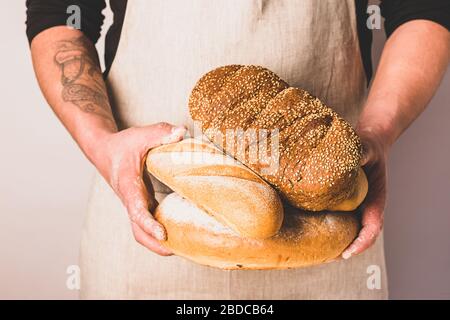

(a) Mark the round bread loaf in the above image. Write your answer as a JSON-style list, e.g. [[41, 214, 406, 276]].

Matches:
[[189, 65, 366, 211], [155, 193, 360, 270]]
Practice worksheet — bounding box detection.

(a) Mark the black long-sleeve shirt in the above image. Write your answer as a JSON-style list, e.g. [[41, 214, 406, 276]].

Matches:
[[25, 0, 450, 82]]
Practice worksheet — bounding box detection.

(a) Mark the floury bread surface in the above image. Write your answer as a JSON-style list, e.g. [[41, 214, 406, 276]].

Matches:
[[146, 138, 284, 239], [155, 193, 360, 270], [189, 65, 367, 211]]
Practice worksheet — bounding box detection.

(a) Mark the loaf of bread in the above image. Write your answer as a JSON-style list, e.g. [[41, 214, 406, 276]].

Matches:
[[189, 65, 367, 211], [146, 138, 284, 239], [154, 193, 360, 269]]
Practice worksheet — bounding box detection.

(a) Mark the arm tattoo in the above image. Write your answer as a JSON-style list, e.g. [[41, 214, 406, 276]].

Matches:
[[54, 36, 116, 129]]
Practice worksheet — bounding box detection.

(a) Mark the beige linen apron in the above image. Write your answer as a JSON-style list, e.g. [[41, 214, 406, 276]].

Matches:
[[80, 0, 388, 299]]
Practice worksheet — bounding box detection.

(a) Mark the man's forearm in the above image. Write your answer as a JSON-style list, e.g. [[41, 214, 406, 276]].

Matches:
[[358, 20, 450, 146], [30, 26, 186, 254], [31, 26, 117, 163]]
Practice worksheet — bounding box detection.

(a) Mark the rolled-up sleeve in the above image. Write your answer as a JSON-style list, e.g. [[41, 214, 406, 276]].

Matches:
[[381, 0, 450, 37], [26, 0, 106, 44]]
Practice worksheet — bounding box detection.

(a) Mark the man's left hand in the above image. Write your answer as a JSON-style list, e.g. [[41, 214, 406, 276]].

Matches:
[[342, 128, 389, 259]]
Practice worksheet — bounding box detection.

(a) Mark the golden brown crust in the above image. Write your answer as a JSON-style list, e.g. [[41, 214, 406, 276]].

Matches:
[[156, 193, 360, 270], [329, 168, 368, 212], [146, 138, 284, 239], [189, 65, 364, 211]]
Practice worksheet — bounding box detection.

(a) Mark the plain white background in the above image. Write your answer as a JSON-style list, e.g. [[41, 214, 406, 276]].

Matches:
[[0, 2, 449, 299]]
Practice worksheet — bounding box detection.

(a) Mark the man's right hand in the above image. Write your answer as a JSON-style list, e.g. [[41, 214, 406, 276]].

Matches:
[[91, 122, 186, 255], [30, 28, 187, 256]]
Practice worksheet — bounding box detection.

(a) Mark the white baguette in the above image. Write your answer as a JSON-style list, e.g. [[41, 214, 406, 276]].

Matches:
[[146, 138, 284, 239]]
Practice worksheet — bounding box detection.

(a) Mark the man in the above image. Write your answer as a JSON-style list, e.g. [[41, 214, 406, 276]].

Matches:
[[26, 0, 449, 299]]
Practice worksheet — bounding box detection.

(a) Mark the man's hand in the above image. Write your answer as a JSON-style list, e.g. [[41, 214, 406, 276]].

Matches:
[[30, 28, 190, 256], [91, 123, 186, 256], [341, 21, 449, 258], [342, 128, 388, 259]]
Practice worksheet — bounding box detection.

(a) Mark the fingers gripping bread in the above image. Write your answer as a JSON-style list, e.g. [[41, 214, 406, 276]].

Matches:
[[146, 138, 284, 239]]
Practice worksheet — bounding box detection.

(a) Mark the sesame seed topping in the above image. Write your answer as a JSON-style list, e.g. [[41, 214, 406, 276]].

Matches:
[[189, 65, 362, 211]]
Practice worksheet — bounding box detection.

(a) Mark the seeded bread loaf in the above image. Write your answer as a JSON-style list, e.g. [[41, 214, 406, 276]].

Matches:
[[189, 65, 367, 211]]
